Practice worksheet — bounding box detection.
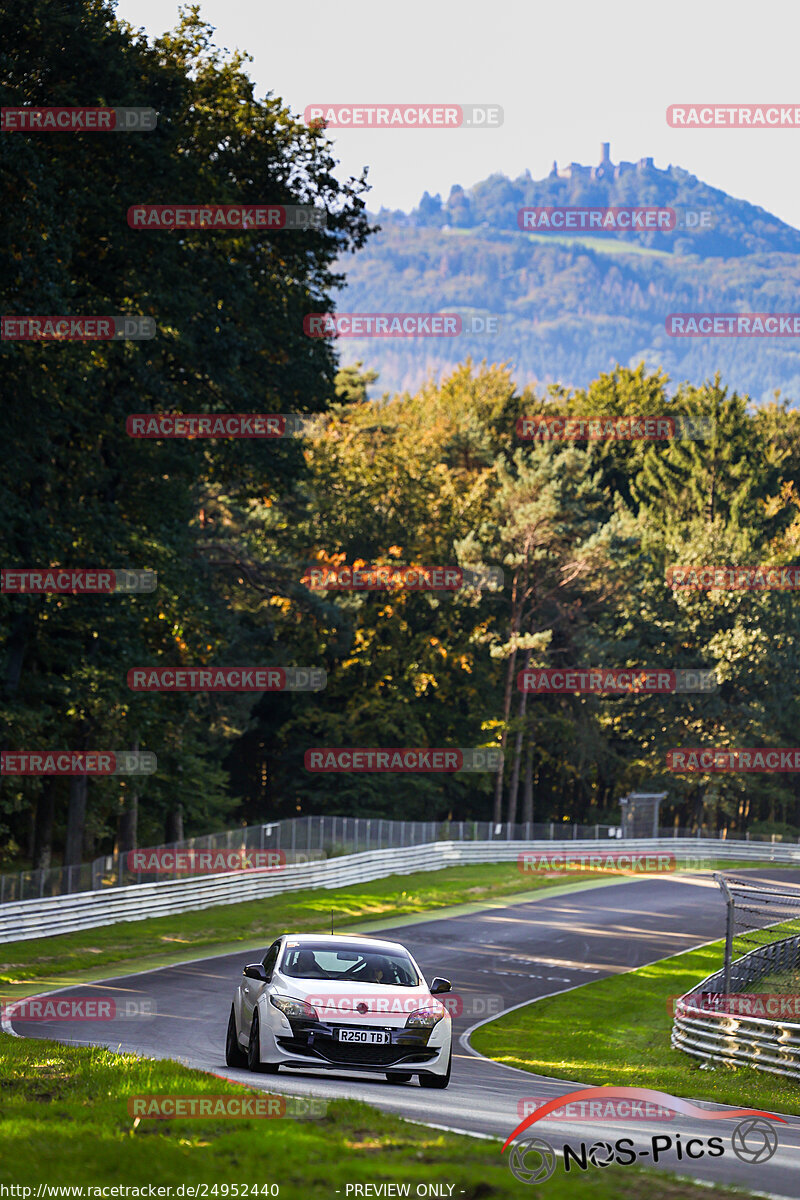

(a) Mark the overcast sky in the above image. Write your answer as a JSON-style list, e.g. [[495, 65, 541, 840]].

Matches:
[[114, 0, 800, 228]]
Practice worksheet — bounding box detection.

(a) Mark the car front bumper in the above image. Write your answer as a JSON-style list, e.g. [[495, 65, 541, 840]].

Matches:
[[262, 1014, 450, 1074]]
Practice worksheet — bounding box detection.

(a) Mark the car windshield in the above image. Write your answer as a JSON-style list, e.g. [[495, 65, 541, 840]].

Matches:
[[280, 942, 419, 986]]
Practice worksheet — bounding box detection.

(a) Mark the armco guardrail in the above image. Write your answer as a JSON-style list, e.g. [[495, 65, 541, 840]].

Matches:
[[4, 813, 794, 904], [1, 837, 798, 945], [672, 934, 800, 1080]]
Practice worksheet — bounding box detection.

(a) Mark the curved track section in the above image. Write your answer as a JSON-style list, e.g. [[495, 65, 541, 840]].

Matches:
[[11, 870, 800, 1195]]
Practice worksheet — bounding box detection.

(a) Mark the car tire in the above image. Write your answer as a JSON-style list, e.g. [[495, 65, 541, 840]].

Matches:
[[225, 1005, 248, 1068], [247, 1009, 279, 1073], [385, 1072, 412, 1084], [419, 1048, 451, 1089]]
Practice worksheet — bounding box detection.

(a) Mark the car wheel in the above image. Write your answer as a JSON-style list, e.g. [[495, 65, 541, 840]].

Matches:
[[385, 1072, 412, 1084], [419, 1048, 451, 1089], [225, 1004, 247, 1068], [247, 1009, 279, 1073]]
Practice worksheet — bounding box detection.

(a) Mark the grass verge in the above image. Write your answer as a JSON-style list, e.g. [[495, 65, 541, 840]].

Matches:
[[0, 864, 640, 989], [0, 1032, 754, 1197], [470, 938, 800, 1116], [0, 860, 787, 993]]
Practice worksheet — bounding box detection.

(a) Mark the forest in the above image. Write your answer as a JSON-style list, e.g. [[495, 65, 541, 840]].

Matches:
[[3, 1, 800, 874]]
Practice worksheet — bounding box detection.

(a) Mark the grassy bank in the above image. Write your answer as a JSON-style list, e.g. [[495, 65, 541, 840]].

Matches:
[[0, 863, 641, 989], [470, 938, 800, 1116], [0, 859, 788, 993], [0, 1032, 752, 1198]]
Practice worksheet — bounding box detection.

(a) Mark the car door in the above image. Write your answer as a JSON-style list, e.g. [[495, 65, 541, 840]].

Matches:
[[241, 939, 280, 1030]]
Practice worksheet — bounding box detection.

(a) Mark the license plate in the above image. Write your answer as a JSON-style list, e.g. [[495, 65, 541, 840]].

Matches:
[[337, 1029, 390, 1044]]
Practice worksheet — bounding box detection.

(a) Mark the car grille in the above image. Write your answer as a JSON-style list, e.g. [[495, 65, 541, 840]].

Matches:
[[277, 1035, 436, 1067], [318, 1040, 412, 1066]]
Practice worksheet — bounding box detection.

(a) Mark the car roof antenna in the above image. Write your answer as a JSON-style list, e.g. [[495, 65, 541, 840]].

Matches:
[[331, 909, 334, 935]]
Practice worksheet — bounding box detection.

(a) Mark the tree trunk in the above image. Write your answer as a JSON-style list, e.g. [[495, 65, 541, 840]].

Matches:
[[522, 730, 534, 824], [165, 803, 184, 843], [118, 791, 138, 855], [117, 742, 140, 855], [493, 572, 522, 825], [492, 650, 517, 825], [64, 775, 88, 866], [506, 649, 533, 825], [506, 690, 529, 826], [32, 781, 56, 870], [3, 612, 31, 699]]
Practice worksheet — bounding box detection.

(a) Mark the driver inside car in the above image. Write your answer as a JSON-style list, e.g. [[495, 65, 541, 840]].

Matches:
[[293, 948, 327, 978]]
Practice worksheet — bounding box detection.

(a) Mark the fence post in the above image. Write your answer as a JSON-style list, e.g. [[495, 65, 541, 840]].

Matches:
[[714, 873, 735, 997]]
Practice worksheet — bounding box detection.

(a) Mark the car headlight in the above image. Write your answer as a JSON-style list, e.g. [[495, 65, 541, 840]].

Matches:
[[405, 1005, 445, 1029], [270, 995, 319, 1020]]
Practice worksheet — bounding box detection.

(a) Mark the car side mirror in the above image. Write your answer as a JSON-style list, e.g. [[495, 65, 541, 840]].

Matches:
[[243, 963, 268, 981], [429, 977, 451, 994]]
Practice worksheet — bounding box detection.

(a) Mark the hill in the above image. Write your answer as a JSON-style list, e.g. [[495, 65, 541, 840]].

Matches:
[[334, 146, 800, 402]]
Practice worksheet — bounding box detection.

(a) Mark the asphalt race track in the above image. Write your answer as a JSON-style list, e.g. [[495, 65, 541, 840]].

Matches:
[[10, 870, 800, 1195]]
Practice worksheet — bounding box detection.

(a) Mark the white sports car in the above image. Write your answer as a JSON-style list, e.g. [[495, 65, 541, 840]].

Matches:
[[225, 933, 452, 1087]]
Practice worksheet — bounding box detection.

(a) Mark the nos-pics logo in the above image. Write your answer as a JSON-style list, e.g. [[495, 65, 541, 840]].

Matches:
[[503, 1087, 783, 1184]]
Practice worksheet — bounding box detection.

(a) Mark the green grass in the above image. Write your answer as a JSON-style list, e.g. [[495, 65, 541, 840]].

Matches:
[[470, 939, 800, 1116], [745, 967, 800, 994], [521, 232, 673, 258], [0, 1033, 755, 1196], [442, 225, 672, 258], [0, 859, 781, 995], [0, 863, 634, 990]]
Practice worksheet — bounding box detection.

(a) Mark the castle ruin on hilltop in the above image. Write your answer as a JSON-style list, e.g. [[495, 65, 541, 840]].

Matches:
[[550, 143, 655, 181]]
